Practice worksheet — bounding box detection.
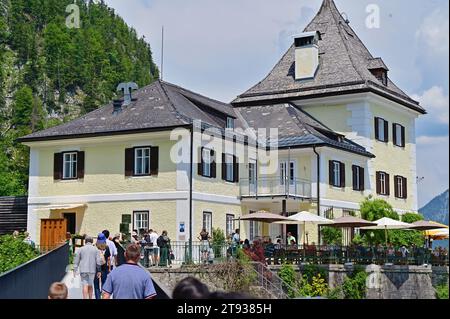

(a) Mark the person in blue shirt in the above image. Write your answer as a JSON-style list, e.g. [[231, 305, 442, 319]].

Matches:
[[102, 244, 157, 299]]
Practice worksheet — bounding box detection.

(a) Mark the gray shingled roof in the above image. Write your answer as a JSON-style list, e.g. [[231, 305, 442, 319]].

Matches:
[[235, 103, 374, 157], [233, 0, 426, 114], [19, 80, 239, 142]]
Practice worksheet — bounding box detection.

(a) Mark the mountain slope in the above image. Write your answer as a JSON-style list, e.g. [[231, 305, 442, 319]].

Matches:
[[419, 190, 449, 225], [0, 0, 159, 196]]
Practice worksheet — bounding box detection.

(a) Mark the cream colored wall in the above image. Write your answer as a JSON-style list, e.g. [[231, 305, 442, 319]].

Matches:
[[302, 104, 351, 134], [33, 200, 177, 245], [369, 103, 416, 212], [36, 139, 177, 197], [193, 200, 245, 239], [302, 99, 418, 212]]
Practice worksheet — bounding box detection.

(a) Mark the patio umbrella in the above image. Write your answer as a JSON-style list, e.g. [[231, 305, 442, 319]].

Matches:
[[411, 220, 448, 231], [361, 217, 413, 246], [275, 211, 334, 247], [424, 222, 449, 241]]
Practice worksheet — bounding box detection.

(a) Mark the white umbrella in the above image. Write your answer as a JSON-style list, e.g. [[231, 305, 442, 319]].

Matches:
[[275, 211, 334, 247], [361, 217, 413, 246]]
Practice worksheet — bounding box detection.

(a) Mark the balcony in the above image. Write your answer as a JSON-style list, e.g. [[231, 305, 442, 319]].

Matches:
[[240, 177, 312, 200]]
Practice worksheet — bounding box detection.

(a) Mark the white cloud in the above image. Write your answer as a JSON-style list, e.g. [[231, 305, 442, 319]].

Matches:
[[412, 86, 449, 124], [416, 8, 449, 57]]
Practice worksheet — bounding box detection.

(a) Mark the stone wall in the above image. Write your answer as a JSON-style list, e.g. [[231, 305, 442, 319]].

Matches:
[[269, 264, 448, 299]]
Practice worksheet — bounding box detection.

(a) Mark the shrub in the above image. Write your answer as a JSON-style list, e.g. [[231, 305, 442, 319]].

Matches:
[[322, 226, 342, 245], [212, 228, 226, 258], [0, 234, 39, 273], [435, 284, 449, 299], [299, 273, 328, 297], [302, 264, 327, 283], [342, 267, 368, 299], [279, 263, 301, 298]]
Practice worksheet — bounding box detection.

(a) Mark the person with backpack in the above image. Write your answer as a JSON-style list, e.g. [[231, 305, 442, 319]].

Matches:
[[94, 233, 111, 299], [157, 230, 171, 267]]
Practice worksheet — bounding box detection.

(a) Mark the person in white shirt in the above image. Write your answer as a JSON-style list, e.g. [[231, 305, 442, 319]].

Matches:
[[149, 229, 160, 266], [102, 230, 118, 269]]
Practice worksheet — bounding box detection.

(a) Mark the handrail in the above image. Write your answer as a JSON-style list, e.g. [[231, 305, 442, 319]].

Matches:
[[240, 176, 312, 198], [249, 262, 301, 299]]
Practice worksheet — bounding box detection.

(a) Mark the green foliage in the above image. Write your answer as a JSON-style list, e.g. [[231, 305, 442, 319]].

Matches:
[[298, 273, 329, 297], [352, 234, 364, 246], [0, 234, 40, 273], [321, 226, 342, 245], [435, 284, 449, 299], [342, 267, 368, 299], [360, 196, 399, 221], [302, 264, 327, 283], [0, 0, 159, 196], [212, 228, 226, 258], [279, 263, 301, 298]]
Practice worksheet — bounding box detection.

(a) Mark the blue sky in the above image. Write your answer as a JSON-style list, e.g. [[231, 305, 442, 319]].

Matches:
[[104, 0, 449, 207]]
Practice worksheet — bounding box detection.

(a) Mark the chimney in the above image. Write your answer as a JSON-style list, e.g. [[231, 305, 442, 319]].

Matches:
[[293, 31, 321, 80], [113, 99, 124, 115], [117, 82, 139, 106]]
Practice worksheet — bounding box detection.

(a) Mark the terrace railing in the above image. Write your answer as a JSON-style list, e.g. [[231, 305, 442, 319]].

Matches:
[[240, 177, 312, 199]]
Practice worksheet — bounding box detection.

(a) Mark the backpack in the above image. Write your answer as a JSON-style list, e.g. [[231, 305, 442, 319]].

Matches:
[[157, 235, 165, 248]]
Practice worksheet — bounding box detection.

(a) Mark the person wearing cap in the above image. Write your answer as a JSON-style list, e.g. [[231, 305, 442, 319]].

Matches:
[[102, 230, 118, 269], [94, 233, 111, 299], [73, 236, 103, 299]]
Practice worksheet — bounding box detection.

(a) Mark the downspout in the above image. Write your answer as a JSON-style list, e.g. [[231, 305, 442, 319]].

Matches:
[[189, 124, 194, 263], [313, 146, 321, 244]]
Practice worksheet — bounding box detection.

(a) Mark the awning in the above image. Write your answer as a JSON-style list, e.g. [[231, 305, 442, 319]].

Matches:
[[34, 204, 87, 211]]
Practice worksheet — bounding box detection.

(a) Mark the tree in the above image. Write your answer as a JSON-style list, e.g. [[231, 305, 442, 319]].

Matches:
[[360, 196, 399, 221], [321, 226, 342, 245]]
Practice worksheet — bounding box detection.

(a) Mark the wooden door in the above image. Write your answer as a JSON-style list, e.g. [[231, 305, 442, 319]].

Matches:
[[40, 219, 67, 251]]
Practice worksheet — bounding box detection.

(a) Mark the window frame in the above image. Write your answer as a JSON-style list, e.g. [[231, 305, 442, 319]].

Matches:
[[330, 160, 344, 188], [393, 123, 406, 148], [202, 148, 212, 178], [133, 211, 149, 233], [226, 214, 235, 236], [379, 172, 388, 195], [395, 176, 407, 199], [375, 117, 389, 143], [134, 146, 151, 176], [226, 117, 235, 129], [352, 165, 365, 191], [202, 211, 213, 235], [62, 152, 78, 180], [224, 153, 235, 182]]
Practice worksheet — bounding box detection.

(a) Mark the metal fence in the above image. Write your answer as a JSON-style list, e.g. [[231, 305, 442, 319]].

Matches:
[[0, 243, 69, 299], [240, 177, 312, 199], [265, 244, 449, 266]]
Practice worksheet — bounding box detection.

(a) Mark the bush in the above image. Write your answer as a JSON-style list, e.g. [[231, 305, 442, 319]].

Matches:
[[279, 263, 301, 298], [212, 228, 226, 258], [322, 226, 342, 245], [302, 264, 327, 283], [342, 267, 368, 299], [435, 284, 449, 299], [0, 234, 39, 273], [299, 273, 328, 297]]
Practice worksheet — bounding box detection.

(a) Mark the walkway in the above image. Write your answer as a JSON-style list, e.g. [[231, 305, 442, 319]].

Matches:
[[61, 268, 83, 299]]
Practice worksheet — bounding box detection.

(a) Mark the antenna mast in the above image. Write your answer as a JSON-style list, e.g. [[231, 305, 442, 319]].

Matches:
[[161, 26, 164, 81]]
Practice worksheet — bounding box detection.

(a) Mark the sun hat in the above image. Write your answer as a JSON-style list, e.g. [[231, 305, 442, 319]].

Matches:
[[97, 233, 107, 244]]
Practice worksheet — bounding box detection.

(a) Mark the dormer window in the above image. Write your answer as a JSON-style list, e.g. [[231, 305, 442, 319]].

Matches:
[[370, 68, 388, 86], [226, 117, 235, 129]]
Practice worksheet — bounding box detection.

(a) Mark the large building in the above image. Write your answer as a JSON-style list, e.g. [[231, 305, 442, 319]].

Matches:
[[19, 0, 426, 246]]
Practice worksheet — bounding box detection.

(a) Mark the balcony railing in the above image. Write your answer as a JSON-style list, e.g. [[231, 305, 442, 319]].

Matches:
[[240, 177, 312, 199]]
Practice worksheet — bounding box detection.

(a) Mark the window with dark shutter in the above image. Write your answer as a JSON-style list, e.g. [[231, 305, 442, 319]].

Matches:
[[125, 148, 134, 177], [221, 153, 226, 181], [376, 172, 381, 194], [383, 120, 389, 142], [210, 149, 216, 178], [352, 165, 364, 191], [385, 173, 390, 196], [77, 151, 85, 179], [393, 124, 406, 147], [329, 161, 334, 186], [359, 167, 365, 191], [374, 117, 380, 140], [233, 156, 239, 183], [150, 147, 159, 176], [198, 147, 204, 176], [402, 177, 408, 199], [54, 153, 63, 180], [339, 162, 346, 188]]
